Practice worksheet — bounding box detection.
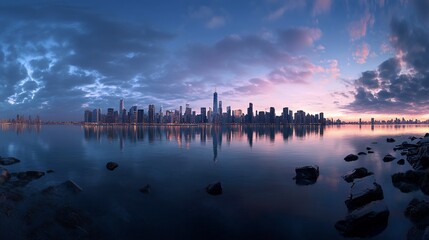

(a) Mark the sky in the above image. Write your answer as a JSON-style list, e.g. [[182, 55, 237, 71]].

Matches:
[[1, 0, 429, 121]]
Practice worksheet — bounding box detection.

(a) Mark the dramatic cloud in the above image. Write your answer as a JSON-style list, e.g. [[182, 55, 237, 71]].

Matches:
[[347, 15, 429, 114], [348, 12, 374, 41], [278, 27, 322, 51], [312, 0, 332, 15], [353, 42, 370, 64]]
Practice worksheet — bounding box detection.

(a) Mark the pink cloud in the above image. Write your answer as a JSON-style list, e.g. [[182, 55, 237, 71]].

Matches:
[[326, 59, 340, 79], [348, 12, 374, 41], [353, 43, 370, 64], [267, 0, 306, 20], [312, 0, 332, 15]]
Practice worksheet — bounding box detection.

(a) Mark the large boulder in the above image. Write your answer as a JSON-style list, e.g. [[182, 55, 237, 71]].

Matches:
[[206, 182, 222, 196], [294, 165, 319, 185], [335, 200, 389, 238], [17, 171, 45, 180], [344, 154, 359, 162], [408, 145, 429, 170], [0, 157, 20, 166], [391, 171, 423, 193], [405, 199, 429, 228], [345, 176, 384, 211], [342, 167, 373, 183], [106, 162, 118, 171], [0, 167, 10, 184], [383, 154, 396, 162]]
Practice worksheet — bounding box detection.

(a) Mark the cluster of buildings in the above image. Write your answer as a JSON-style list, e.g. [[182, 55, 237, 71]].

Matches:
[[0, 114, 42, 124], [83, 92, 327, 125]]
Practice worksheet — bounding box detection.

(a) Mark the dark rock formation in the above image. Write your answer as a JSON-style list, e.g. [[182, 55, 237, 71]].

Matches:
[[358, 152, 367, 155], [391, 170, 429, 194], [106, 162, 118, 171], [0, 157, 20, 166], [206, 182, 222, 196], [405, 199, 429, 228], [0, 167, 10, 184], [17, 171, 45, 180], [408, 144, 429, 170], [294, 165, 319, 185], [41, 180, 83, 196], [397, 159, 405, 165], [387, 138, 396, 143], [335, 200, 389, 238], [344, 154, 359, 162], [343, 167, 373, 183], [140, 184, 151, 194], [46, 169, 54, 174], [366, 147, 372, 150], [368, 150, 374, 154], [345, 176, 384, 211], [383, 154, 396, 162]]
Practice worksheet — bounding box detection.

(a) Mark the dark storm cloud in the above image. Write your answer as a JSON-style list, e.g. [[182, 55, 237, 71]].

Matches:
[[0, 4, 174, 119], [346, 11, 429, 114]]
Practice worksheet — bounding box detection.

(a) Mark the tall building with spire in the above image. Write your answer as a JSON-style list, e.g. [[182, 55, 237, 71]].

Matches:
[[213, 91, 218, 115]]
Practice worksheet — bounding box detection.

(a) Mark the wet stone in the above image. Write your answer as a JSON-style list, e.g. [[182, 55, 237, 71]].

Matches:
[[106, 162, 118, 171], [206, 182, 222, 196], [397, 159, 405, 165], [0, 157, 20, 166], [387, 138, 396, 143], [344, 154, 359, 162], [345, 176, 384, 211], [383, 154, 396, 162], [343, 167, 373, 183]]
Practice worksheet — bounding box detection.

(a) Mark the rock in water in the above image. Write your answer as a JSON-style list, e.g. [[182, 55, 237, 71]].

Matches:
[[344, 154, 359, 162], [343, 167, 373, 183], [17, 171, 45, 180], [0, 157, 20, 165], [358, 152, 367, 156], [383, 154, 396, 162], [294, 165, 319, 185], [405, 198, 429, 227], [392, 170, 426, 193], [345, 176, 384, 211], [387, 138, 396, 143], [368, 150, 374, 154], [42, 180, 83, 195], [106, 162, 118, 171], [140, 184, 151, 194], [206, 182, 222, 196], [0, 167, 10, 184], [366, 147, 372, 150], [335, 200, 389, 238], [397, 159, 405, 165]]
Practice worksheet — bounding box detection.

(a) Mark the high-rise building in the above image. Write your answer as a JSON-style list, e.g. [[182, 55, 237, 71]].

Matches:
[[269, 107, 275, 124], [247, 103, 253, 123], [129, 106, 137, 123], [137, 109, 144, 123], [92, 109, 99, 123], [219, 100, 222, 115], [179, 106, 183, 123], [201, 107, 207, 123], [148, 105, 155, 123], [107, 108, 114, 123], [185, 104, 191, 123], [213, 91, 218, 115], [282, 107, 289, 124], [84, 110, 92, 123], [119, 99, 124, 112], [319, 112, 325, 125]]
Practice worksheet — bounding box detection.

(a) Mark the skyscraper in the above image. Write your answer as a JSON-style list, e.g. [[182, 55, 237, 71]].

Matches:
[[213, 91, 218, 115], [201, 107, 207, 123], [282, 107, 289, 124], [119, 99, 124, 112], [149, 104, 155, 123], [269, 107, 275, 124], [247, 103, 253, 123]]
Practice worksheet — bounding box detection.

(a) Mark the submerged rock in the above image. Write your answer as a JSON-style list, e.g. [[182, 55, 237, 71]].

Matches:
[[55, 206, 91, 229], [206, 182, 222, 196], [17, 171, 45, 180], [358, 152, 367, 156], [139, 184, 151, 194], [0, 167, 10, 184], [366, 147, 372, 150], [383, 154, 396, 162], [42, 180, 83, 196], [405, 199, 429, 227], [106, 162, 118, 171], [343, 168, 373, 183], [345, 176, 384, 211], [397, 159, 405, 165], [368, 150, 374, 154], [0, 157, 20, 166], [387, 138, 396, 143], [344, 154, 359, 162], [391, 170, 425, 193], [335, 200, 389, 238], [46, 169, 54, 174], [294, 165, 319, 185]]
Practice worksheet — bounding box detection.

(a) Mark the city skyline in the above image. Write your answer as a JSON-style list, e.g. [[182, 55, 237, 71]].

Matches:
[[1, 1, 429, 121]]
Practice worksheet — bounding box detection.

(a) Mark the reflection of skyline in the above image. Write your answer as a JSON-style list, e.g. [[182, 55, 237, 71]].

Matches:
[[81, 125, 328, 160], [0, 123, 42, 134]]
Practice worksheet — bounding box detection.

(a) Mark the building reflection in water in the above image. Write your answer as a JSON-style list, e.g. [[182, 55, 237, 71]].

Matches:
[[1, 123, 42, 135], [82, 124, 326, 160]]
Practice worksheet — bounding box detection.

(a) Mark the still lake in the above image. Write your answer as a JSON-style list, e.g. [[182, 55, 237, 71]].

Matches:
[[1, 124, 429, 239]]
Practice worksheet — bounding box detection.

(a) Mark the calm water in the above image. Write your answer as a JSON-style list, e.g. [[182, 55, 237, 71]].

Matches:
[[1, 124, 429, 239]]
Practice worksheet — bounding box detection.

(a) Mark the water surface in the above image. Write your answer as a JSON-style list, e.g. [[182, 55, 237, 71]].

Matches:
[[1, 124, 429, 239]]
